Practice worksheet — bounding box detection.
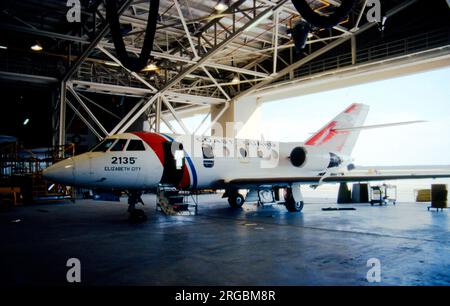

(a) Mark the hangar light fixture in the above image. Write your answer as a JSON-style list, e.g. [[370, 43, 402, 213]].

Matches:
[[231, 74, 240, 84], [141, 62, 159, 72], [214, 0, 229, 12], [0, 45, 7, 50], [30, 42, 43, 52], [23, 118, 30, 126], [104, 61, 120, 67]]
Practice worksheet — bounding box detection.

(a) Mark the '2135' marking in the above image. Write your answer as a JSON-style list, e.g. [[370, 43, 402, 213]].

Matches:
[[111, 157, 137, 165]]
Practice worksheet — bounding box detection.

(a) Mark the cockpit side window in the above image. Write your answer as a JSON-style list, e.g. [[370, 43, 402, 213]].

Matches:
[[110, 139, 128, 152], [126, 139, 146, 151], [91, 138, 116, 152]]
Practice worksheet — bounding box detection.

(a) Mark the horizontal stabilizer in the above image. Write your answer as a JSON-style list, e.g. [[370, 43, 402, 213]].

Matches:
[[333, 120, 426, 132]]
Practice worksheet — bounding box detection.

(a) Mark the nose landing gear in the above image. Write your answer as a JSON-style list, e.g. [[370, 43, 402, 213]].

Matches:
[[127, 191, 147, 222]]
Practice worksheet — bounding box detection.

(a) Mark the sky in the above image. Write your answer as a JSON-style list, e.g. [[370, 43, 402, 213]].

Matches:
[[163, 66, 450, 166]]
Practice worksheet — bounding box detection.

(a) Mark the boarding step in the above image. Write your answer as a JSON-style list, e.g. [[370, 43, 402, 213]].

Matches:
[[156, 185, 198, 216]]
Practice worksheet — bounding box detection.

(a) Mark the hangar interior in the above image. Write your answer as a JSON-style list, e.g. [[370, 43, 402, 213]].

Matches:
[[0, 0, 450, 286]]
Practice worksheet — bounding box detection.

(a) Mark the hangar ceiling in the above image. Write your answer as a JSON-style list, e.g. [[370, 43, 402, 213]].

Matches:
[[0, 0, 449, 146]]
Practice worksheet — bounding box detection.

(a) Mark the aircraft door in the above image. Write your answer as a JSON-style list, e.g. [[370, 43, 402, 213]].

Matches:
[[160, 141, 185, 186]]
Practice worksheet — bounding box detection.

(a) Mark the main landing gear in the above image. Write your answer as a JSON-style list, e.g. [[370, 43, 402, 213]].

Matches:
[[226, 184, 304, 213], [127, 191, 147, 223], [227, 191, 245, 208], [284, 185, 304, 212]]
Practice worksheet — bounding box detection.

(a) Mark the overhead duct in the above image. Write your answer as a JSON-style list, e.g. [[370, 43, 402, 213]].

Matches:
[[105, 0, 160, 72], [288, 21, 311, 52], [291, 0, 357, 29], [289, 0, 357, 50]]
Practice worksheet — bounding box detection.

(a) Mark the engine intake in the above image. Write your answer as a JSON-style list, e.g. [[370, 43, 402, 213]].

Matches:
[[290, 147, 306, 167], [289, 146, 344, 171]]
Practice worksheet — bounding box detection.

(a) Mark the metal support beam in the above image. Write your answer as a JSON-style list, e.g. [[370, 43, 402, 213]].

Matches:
[[0, 24, 90, 44], [76, 92, 121, 120], [67, 86, 109, 136], [201, 66, 231, 100], [193, 112, 211, 135], [117, 0, 288, 133], [173, 0, 199, 60], [97, 46, 158, 92], [155, 96, 161, 132], [236, 0, 419, 99], [118, 94, 160, 133], [62, 0, 133, 82], [58, 82, 67, 146], [66, 99, 103, 140], [207, 62, 269, 78], [273, 10, 279, 75], [235, 34, 353, 98], [110, 99, 145, 134], [160, 116, 177, 134], [202, 102, 230, 136], [353, 0, 369, 31], [98, 43, 270, 77], [351, 35, 357, 65], [161, 95, 191, 134]]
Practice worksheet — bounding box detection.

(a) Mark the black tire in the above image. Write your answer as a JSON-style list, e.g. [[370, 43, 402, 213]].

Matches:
[[285, 199, 304, 212], [228, 193, 245, 208], [284, 189, 304, 212], [129, 209, 148, 223]]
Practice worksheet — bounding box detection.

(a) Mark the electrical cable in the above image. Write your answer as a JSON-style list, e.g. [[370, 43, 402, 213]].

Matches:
[[105, 0, 160, 72]]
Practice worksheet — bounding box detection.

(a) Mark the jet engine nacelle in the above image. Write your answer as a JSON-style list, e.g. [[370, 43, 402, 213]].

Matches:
[[289, 146, 344, 171]]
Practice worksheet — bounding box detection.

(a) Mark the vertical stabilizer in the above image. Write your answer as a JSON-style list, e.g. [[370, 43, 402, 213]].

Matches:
[[304, 103, 369, 155]]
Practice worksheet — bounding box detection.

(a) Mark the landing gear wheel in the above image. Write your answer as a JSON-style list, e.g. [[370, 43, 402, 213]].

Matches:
[[129, 209, 148, 223], [127, 191, 147, 223], [228, 193, 245, 208], [284, 188, 304, 212], [285, 200, 304, 212]]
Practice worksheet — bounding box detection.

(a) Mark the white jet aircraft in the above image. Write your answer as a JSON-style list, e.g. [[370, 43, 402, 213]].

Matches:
[[43, 103, 450, 218]]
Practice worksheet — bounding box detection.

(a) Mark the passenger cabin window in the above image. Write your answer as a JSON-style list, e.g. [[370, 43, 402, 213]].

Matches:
[[91, 139, 116, 152], [202, 144, 214, 159], [126, 139, 146, 151], [239, 147, 248, 158], [110, 139, 128, 152]]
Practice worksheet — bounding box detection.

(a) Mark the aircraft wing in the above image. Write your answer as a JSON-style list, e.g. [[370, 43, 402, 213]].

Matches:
[[225, 165, 450, 187]]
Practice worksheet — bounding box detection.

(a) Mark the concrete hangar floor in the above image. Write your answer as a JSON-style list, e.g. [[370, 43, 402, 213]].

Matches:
[[0, 194, 449, 286]]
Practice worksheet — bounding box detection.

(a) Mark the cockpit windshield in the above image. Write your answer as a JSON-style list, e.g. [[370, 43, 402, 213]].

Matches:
[[90, 138, 116, 152], [126, 140, 146, 151], [110, 139, 128, 152]]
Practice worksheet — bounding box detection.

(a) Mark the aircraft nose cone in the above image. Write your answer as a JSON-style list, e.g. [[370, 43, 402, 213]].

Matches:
[[42, 158, 75, 184]]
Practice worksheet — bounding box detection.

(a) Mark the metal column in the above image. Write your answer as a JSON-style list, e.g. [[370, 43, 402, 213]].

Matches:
[[58, 81, 67, 147], [155, 96, 161, 133], [351, 35, 357, 65]]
